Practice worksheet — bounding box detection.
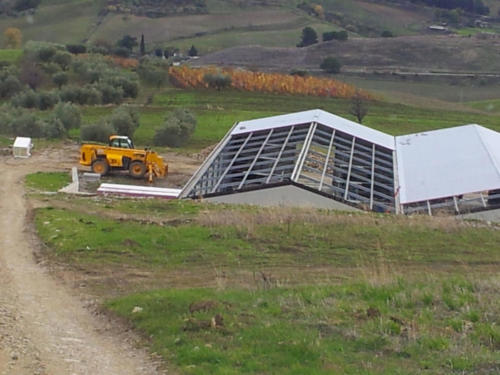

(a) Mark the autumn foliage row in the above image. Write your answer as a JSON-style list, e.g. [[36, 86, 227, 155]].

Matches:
[[169, 66, 370, 99]]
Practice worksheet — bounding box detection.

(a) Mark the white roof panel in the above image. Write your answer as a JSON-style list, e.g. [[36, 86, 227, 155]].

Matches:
[[13, 137, 32, 148], [396, 125, 500, 204], [233, 109, 395, 150]]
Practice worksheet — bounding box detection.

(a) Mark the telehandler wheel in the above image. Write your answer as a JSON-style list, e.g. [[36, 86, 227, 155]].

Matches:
[[91, 159, 109, 175], [129, 161, 146, 178]]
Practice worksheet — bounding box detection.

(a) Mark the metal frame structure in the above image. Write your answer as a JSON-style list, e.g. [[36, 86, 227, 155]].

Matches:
[[180, 110, 500, 217], [180, 112, 396, 212]]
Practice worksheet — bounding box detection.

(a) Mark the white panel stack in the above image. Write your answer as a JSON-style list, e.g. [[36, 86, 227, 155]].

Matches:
[[97, 183, 181, 199]]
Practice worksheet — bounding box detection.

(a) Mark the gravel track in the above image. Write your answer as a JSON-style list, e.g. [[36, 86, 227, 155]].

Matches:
[[0, 149, 166, 375]]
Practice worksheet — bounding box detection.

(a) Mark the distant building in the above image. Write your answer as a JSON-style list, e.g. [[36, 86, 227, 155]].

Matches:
[[428, 25, 449, 32]]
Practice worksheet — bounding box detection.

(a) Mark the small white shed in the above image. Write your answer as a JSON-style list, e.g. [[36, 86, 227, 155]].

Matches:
[[13, 137, 33, 158]]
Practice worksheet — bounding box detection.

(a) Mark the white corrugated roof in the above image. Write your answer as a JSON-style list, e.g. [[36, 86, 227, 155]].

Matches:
[[13, 137, 32, 148], [396, 125, 500, 204], [233, 109, 396, 150]]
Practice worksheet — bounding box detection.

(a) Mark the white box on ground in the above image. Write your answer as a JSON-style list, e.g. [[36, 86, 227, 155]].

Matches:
[[13, 137, 33, 158]]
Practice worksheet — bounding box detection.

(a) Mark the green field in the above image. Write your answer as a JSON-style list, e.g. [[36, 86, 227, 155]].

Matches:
[[467, 99, 500, 114], [79, 88, 500, 151], [0, 49, 22, 63], [32, 196, 500, 374], [108, 278, 499, 375]]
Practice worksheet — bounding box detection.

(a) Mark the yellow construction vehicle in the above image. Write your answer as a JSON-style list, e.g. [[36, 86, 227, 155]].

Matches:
[[80, 135, 168, 182]]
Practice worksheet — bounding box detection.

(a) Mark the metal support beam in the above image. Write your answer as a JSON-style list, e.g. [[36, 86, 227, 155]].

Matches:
[[291, 122, 317, 182], [480, 192, 487, 207], [319, 130, 335, 191], [343, 137, 356, 201], [392, 149, 400, 215], [427, 200, 432, 216], [179, 121, 240, 198], [370, 144, 375, 210], [266, 126, 294, 184], [211, 132, 253, 193], [453, 196, 460, 213], [238, 130, 273, 189]]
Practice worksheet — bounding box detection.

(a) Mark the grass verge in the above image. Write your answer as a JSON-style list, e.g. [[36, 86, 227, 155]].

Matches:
[[25, 172, 71, 192], [34, 203, 500, 270]]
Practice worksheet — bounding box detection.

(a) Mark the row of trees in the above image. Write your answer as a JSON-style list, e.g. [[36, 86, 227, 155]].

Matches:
[[297, 27, 349, 48], [0, 42, 140, 110], [0, 102, 80, 138], [169, 66, 369, 99]]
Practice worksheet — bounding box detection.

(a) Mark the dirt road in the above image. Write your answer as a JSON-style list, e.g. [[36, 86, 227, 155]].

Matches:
[[0, 149, 165, 374]]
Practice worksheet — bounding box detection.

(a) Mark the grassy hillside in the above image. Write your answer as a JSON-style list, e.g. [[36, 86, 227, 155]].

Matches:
[[0, 0, 102, 45], [31, 194, 500, 375], [196, 34, 500, 74], [1, 0, 495, 49]]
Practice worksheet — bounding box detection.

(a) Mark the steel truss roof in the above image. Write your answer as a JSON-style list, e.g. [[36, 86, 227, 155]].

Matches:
[[180, 109, 500, 216], [180, 110, 396, 212]]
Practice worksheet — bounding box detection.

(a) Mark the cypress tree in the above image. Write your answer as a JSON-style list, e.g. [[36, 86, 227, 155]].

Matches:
[[140, 34, 146, 56]]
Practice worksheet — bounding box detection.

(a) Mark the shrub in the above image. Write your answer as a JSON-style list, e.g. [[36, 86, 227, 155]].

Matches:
[[97, 83, 123, 104], [10, 111, 44, 137], [113, 47, 131, 58], [89, 39, 112, 55], [137, 57, 168, 87], [290, 69, 308, 77], [41, 62, 61, 75], [37, 90, 59, 110], [154, 108, 196, 147], [0, 105, 16, 134], [53, 51, 72, 70], [297, 26, 318, 47], [42, 117, 66, 138], [52, 71, 68, 88], [66, 44, 87, 54], [59, 85, 102, 105], [116, 35, 138, 51], [0, 74, 22, 98], [105, 75, 138, 98], [323, 30, 348, 42], [12, 90, 59, 110], [320, 56, 341, 74], [11, 89, 39, 108], [52, 102, 81, 131], [108, 105, 139, 137], [82, 86, 103, 105], [203, 73, 232, 90], [381, 30, 393, 37], [80, 122, 115, 143], [23, 41, 65, 62], [37, 45, 58, 62]]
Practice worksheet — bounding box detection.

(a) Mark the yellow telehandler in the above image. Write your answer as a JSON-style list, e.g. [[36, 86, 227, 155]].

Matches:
[[80, 135, 168, 182]]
